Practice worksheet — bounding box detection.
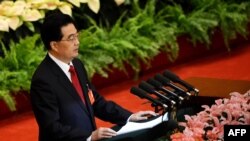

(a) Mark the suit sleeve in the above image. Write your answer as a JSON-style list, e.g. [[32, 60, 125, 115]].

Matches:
[[77, 59, 133, 125], [92, 91, 132, 126]]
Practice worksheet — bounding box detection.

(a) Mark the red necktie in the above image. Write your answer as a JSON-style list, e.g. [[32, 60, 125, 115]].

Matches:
[[69, 65, 85, 104]]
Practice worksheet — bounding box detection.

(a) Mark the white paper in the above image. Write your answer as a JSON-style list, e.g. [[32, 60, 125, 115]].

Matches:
[[116, 112, 168, 135]]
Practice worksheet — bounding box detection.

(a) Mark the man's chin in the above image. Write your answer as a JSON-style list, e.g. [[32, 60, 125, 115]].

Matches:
[[73, 53, 79, 58], [73, 50, 78, 54]]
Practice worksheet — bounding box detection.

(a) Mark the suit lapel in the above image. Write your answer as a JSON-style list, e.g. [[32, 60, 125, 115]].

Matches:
[[73, 60, 96, 127], [46, 55, 90, 115]]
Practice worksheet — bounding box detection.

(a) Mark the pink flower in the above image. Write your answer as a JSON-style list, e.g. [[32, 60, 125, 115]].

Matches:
[[170, 132, 203, 141], [170, 132, 185, 140], [170, 90, 250, 141]]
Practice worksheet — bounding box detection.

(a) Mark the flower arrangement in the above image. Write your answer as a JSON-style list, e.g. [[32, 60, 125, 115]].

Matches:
[[170, 90, 250, 141], [0, 0, 125, 32]]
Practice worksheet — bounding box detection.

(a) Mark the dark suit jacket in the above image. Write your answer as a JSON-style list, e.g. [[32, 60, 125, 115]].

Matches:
[[30, 55, 132, 141]]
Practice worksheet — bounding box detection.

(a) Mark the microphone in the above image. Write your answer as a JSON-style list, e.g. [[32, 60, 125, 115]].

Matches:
[[138, 81, 176, 106], [130, 86, 168, 109], [147, 78, 184, 101], [163, 70, 199, 93], [154, 74, 191, 96]]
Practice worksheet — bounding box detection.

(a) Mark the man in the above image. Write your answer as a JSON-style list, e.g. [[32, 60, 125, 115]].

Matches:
[[30, 11, 157, 141]]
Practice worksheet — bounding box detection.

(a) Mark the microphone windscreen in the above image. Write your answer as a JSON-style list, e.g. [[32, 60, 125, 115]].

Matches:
[[130, 86, 147, 99], [139, 81, 155, 93], [163, 70, 196, 93], [155, 74, 171, 85], [130, 86, 168, 108], [147, 78, 163, 88], [163, 70, 180, 82]]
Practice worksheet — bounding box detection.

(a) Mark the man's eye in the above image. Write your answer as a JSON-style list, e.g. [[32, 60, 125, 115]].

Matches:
[[68, 36, 74, 40]]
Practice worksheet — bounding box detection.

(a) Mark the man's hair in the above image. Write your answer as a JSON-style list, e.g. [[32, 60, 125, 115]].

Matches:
[[40, 11, 78, 50]]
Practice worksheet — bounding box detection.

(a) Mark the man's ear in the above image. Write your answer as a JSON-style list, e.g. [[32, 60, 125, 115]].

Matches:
[[50, 41, 58, 51]]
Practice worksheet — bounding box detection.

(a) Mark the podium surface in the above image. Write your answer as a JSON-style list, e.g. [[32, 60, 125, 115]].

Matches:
[[185, 77, 250, 98]]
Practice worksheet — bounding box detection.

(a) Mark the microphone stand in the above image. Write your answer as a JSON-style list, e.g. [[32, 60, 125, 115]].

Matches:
[[168, 107, 177, 121], [191, 89, 199, 96], [151, 103, 167, 114], [151, 99, 177, 121]]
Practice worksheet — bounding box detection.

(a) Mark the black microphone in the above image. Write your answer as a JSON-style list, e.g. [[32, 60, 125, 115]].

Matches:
[[154, 74, 191, 96], [163, 70, 199, 93], [147, 78, 184, 101], [130, 86, 168, 109], [138, 81, 176, 106]]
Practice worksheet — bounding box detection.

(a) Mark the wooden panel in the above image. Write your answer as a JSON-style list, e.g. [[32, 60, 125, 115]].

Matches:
[[185, 77, 250, 98]]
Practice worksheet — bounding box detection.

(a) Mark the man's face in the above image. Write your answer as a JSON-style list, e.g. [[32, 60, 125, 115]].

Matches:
[[50, 23, 80, 63]]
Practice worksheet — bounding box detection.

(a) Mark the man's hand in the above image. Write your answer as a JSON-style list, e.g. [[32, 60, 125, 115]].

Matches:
[[91, 127, 117, 141], [129, 111, 158, 122]]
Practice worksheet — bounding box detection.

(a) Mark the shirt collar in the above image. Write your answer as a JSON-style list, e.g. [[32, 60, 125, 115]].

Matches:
[[48, 53, 72, 74]]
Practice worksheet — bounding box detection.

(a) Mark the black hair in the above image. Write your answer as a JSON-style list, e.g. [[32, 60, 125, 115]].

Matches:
[[40, 11, 78, 50]]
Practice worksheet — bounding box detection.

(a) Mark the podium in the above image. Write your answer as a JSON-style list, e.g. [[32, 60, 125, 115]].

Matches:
[[101, 77, 250, 141], [180, 77, 250, 110], [101, 119, 178, 141], [185, 77, 250, 98]]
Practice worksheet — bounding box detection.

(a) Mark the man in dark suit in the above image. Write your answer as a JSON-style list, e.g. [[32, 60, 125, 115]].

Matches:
[[30, 11, 157, 141]]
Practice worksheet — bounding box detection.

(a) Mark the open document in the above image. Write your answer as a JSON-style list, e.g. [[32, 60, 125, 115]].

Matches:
[[116, 112, 169, 135]]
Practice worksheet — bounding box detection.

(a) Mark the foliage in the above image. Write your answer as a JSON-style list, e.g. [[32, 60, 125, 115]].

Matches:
[[160, 4, 218, 47], [210, 1, 249, 49], [163, 0, 249, 48], [0, 34, 45, 110], [78, 24, 114, 78], [78, 0, 179, 79], [0, 0, 249, 111]]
